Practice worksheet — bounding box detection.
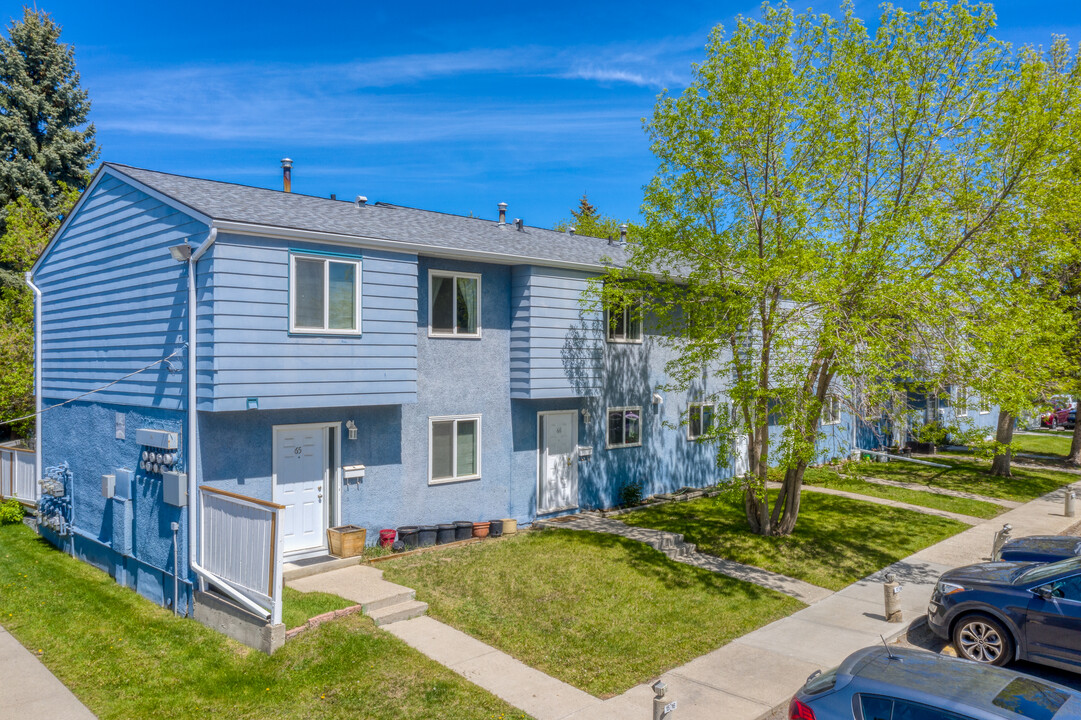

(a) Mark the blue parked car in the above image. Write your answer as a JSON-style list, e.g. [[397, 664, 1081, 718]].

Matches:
[[993, 536, 1081, 563], [928, 556, 1081, 670], [790, 645, 1081, 719]]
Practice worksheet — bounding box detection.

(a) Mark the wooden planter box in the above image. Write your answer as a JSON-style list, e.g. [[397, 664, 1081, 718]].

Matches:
[[327, 525, 366, 558]]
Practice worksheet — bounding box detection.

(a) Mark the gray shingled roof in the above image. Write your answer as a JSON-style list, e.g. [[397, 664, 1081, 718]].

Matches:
[[108, 163, 632, 270]]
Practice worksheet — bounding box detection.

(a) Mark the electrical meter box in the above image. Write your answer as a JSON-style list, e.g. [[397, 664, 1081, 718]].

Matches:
[[135, 429, 179, 450], [162, 471, 187, 507], [101, 474, 116, 499]]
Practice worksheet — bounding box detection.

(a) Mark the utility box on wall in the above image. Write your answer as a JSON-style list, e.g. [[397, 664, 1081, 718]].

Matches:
[[162, 471, 187, 507], [101, 474, 116, 499], [136, 429, 179, 450]]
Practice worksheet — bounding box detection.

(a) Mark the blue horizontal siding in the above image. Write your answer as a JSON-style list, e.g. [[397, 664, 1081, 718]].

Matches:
[[510, 265, 603, 399], [199, 234, 418, 411], [35, 173, 210, 410]]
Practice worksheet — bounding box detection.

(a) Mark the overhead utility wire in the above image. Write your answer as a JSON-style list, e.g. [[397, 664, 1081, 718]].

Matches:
[[0, 345, 187, 427]]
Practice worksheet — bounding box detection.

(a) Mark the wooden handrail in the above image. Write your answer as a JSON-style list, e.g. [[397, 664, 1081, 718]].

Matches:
[[0, 445, 34, 454], [199, 485, 285, 510]]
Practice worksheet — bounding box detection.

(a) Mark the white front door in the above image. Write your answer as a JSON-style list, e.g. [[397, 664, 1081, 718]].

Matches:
[[538, 411, 578, 514], [274, 425, 328, 555]]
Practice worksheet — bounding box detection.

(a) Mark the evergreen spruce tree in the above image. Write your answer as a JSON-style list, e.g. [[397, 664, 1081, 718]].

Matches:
[[0, 7, 96, 221]]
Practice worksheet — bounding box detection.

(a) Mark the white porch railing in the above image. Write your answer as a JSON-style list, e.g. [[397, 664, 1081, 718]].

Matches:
[[0, 445, 38, 505], [198, 485, 285, 625]]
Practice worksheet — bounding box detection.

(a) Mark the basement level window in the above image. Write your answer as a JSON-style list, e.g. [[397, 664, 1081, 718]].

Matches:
[[430, 271, 481, 337], [290, 254, 361, 334], [429, 415, 481, 484], [821, 395, 841, 426], [607, 407, 642, 449], [688, 403, 714, 440]]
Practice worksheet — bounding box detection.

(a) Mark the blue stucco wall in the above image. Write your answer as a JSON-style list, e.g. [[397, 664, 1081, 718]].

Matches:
[[34, 171, 210, 410], [196, 234, 418, 412], [39, 398, 192, 613]]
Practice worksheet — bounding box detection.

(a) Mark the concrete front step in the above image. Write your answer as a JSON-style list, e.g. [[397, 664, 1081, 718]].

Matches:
[[368, 599, 429, 626]]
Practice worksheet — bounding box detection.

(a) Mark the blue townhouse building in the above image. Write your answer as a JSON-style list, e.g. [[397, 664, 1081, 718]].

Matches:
[[31, 162, 796, 624], [33, 163, 971, 637]]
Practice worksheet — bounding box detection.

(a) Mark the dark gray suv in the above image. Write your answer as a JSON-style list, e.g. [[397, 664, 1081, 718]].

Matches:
[[790, 646, 1081, 719]]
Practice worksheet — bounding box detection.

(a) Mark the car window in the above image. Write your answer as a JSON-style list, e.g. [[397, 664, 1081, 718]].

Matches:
[[861, 695, 893, 720], [859, 695, 975, 720], [1017, 557, 1081, 585], [1047, 574, 1081, 601]]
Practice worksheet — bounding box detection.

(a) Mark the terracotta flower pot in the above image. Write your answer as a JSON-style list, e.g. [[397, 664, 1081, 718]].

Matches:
[[472, 521, 491, 538]]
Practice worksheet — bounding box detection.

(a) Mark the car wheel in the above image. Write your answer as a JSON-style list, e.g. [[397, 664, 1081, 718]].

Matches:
[[953, 614, 1014, 666]]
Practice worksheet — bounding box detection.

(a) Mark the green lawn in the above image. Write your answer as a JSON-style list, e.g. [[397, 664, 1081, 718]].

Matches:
[[380, 528, 803, 698], [620, 491, 967, 591], [797, 466, 1005, 518], [853, 454, 1076, 503], [281, 586, 356, 630], [1012, 432, 1074, 458], [0, 524, 528, 720]]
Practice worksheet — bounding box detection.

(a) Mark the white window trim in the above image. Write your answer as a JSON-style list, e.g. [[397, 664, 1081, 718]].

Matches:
[[606, 406, 643, 449], [289, 253, 362, 335], [687, 402, 715, 440], [821, 395, 841, 426], [605, 299, 643, 344], [428, 270, 482, 339], [428, 414, 482, 485], [955, 386, 969, 417]]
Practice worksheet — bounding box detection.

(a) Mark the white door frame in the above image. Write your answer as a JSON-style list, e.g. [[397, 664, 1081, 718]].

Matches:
[[271, 421, 342, 558], [537, 410, 579, 514]]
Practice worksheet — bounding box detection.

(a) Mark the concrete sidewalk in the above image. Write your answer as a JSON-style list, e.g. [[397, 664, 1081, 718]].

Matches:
[[0, 625, 96, 719]]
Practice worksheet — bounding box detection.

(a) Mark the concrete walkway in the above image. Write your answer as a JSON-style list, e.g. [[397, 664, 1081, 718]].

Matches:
[[545, 514, 832, 605], [0, 624, 96, 719], [287, 564, 428, 626], [858, 475, 1022, 509], [782, 482, 983, 525]]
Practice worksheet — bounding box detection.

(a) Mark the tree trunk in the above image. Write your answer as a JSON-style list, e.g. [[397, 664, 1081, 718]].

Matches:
[[989, 410, 1015, 477], [1069, 397, 1081, 466], [770, 463, 806, 535]]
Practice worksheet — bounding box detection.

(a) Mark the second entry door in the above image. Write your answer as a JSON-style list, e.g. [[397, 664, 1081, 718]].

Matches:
[[538, 411, 578, 514]]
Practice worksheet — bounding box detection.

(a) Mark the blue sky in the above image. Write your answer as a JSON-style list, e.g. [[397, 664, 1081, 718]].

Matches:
[[7, 1, 1080, 227]]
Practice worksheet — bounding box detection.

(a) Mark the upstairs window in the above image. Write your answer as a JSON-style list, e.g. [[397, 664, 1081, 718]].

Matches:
[[688, 403, 715, 440], [606, 297, 642, 343], [607, 407, 642, 449], [430, 271, 481, 337], [291, 254, 361, 334], [821, 394, 841, 425]]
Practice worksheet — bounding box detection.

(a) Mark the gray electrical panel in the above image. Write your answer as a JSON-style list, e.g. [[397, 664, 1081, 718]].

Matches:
[[162, 471, 187, 507], [101, 474, 116, 499]]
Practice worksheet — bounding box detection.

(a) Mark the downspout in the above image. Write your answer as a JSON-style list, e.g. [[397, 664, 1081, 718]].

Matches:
[[182, 231, 269, 619], [24, 272, 42, 499]]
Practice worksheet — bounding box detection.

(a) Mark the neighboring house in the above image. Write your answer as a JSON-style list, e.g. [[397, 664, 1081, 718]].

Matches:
[[34, 163, 810, 621], [855, 383, 1000, 451]]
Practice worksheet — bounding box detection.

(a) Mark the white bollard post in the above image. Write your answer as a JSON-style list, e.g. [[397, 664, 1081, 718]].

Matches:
[[1067, 491, 1076, 518], [653, 680, 676, 720]]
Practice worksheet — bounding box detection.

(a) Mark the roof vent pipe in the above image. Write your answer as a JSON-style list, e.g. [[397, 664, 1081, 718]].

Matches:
[[608, 235, 615, 245], [515, 218, 523, 232], [568, 226, 576, 236], [281, 158, 293, 193], [498, 202, 507, 226], [619, 223, 628, 243], [356, 196, 367, 208]]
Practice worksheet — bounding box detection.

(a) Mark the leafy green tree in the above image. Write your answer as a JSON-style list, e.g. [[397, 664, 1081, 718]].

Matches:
[[604, 1, 1081, 535], [0, 184, 78, 437], [555, 193, 634, 241], [0, 7, 96, 223]]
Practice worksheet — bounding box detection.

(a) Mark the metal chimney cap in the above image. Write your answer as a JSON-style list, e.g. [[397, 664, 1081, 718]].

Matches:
[[356, 195, 368, 207], [280, 158, 293, 168], [568, 226, 576, 235], [498, 202, 508, 210], [515, 218, 523, 231]]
